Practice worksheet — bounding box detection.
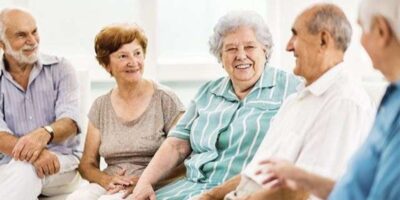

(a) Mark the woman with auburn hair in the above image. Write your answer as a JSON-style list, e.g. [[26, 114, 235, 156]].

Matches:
[[67, 24, 185, 200]]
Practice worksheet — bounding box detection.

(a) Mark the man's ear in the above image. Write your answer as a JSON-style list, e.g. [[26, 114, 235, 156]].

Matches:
[[319, 29, 330, 50], [374, 16, 393, 46], [0, 40, 4, 50]]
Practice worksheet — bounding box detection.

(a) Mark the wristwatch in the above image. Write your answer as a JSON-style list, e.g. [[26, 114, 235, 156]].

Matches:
[[43, 125, 54, 144]]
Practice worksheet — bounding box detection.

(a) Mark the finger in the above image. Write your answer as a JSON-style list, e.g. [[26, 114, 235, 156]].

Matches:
[[117, 168, 127, 176], [54, 158, 60, 173], [150, 193, 156, 200], [122, 189, 132, 199], [107, 185, 122, 194], [12, 143, 24, 160], [35, 165, 45, 178], [48, 160, 56, 175], [114, 178, 132, 186], [20, 147, 31, 161], [258, 159, 274, 165], [29, 151, 40, 163], [42, 163, 50, 176]]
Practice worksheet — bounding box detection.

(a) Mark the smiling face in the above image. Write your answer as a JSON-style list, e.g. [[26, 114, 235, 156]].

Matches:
[[0, 10, 39, 65], [286, 11, 322, 85], [107, 39, 145, 83], [221, 26, 267, 92]]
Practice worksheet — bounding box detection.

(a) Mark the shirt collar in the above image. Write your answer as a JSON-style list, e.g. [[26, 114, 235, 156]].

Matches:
[[210, 64, 276, 101], [298, 62, 345, 97]]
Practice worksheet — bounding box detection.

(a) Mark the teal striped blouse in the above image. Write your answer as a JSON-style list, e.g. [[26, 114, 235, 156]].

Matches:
[[156, 66, 300, 199]]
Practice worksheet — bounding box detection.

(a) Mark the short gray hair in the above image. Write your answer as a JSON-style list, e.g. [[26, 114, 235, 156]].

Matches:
[[359, 0, 400, 41], [0, 8, 10, 41], [307, 4, 352, 52], [209, 10, 273, 63]]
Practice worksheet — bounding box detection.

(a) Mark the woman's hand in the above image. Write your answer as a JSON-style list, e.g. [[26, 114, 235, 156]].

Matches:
[[126, 180, 156, 200], [106, 169, 134, 194]]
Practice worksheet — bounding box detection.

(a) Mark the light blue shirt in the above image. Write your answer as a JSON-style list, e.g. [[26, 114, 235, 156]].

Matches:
[[0, 54, 81, 164], [329, 80, 400, 200]]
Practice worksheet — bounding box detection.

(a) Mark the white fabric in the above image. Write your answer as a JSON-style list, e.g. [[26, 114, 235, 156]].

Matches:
[[243, 63, 375, 186], [66, 183, 128, 200], [0, 153, 79, 200]]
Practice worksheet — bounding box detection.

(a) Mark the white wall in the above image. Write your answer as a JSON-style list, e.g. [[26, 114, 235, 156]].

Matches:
[[1, 0, 386, 89]]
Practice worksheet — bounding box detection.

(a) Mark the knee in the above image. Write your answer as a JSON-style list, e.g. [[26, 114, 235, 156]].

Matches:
[[8, 160, 41, 184], [66, 184, 105, 200]]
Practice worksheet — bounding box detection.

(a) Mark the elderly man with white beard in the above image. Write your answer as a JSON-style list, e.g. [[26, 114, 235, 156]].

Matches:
[[0, 8, 81, 200]]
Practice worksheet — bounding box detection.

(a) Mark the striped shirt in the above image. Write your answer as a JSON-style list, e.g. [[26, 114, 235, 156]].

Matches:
[[156, 66, 300, 199], [0, 54, 80, 164]]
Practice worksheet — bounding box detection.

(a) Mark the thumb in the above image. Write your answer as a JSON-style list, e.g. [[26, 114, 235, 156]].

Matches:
[[118, 168, 127, 176]]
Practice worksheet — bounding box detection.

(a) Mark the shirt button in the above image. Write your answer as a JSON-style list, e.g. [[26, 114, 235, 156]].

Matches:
[[29, 116, 33, 120]]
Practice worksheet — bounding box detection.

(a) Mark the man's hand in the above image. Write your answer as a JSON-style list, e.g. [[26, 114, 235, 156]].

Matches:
[[191, 192, 220, 200], [12, 128, 50, 163], [33, 149, 60, 178], [255, 159, 303, 190]]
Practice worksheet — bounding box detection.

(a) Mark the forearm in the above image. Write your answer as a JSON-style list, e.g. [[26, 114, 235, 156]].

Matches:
[[0, 131, 18, 155], [79, 163, 112, 188], [139, 138, 191, 186], [50, 118, 78, 143], [206, 174, 242, 199], [298, 170, 335, 199]]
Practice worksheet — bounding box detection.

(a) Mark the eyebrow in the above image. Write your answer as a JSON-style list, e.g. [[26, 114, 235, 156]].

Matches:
[[291, 28, 297, 35], [117, 47, 142, 54]]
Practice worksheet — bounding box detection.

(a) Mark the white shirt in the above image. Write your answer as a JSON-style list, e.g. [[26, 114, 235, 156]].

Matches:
[[243, 63, 375, 185]]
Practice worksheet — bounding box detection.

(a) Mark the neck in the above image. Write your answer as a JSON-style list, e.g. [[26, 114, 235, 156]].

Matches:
[[115, 79, 149, 100], [305, 51, 343, 86], [232, 81, 255, 100], [381, 42, 400, 83], [4, 54, 34, 73], [382, 58, 400, 83]]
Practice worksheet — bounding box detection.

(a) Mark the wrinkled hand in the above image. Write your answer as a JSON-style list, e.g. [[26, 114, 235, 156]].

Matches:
[[106, 169, 138, 196], [33, 149, 60, 178], [12, 128, 49, 163], [126, 180, 156, 200], [255, 159, 302, 190], [191, 192, 219, 200]]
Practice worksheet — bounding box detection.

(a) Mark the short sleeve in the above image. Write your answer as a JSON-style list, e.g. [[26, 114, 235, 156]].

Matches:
[[87, 96, 102, 129], [159, 87, 185, 133]]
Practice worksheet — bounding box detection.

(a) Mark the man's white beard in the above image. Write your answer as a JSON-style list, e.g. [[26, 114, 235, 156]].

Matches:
[[3, 39, 39, 65]]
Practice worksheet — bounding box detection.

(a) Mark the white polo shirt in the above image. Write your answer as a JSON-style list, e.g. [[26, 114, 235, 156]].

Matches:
[[244, 63, 375, 184]]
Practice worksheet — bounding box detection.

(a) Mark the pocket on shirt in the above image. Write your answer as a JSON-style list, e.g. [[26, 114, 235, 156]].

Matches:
[[247, 100, 282, 111]]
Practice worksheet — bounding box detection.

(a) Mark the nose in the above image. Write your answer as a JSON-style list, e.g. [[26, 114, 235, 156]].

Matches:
[[26, 33, 39, 46], [286, 37, 294, 52], [126, 54, 137, 67], [235, 46, 247, 60]]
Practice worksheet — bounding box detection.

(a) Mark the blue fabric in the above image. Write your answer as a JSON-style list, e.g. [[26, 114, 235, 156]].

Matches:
[[329, 80, 400, 200]]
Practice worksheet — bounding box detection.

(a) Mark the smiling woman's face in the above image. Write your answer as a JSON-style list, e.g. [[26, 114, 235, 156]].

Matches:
[[107, 39, 145, 83], [221, 26, 267, 91]]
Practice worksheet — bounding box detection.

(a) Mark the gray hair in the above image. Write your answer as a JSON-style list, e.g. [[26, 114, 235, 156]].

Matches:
[[359, 0, 400, 41], [209, 10, 273, 63], [0, 9, 10, 41], [307, 4, 352, 52]]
